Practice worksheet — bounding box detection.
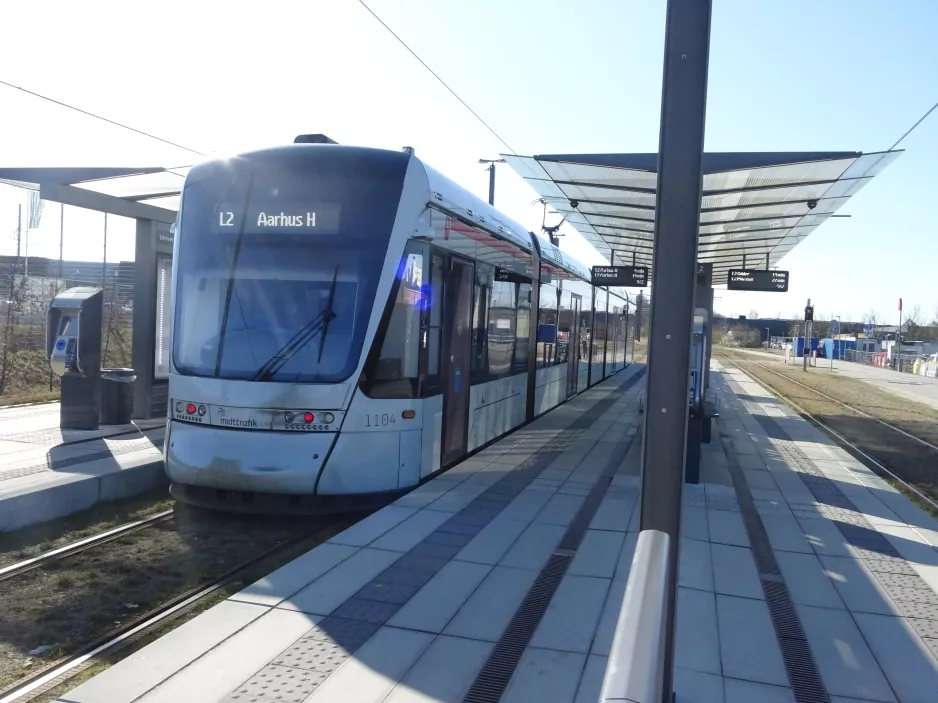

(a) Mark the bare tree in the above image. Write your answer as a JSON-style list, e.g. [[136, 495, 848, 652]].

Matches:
[[864, 309, 879, 328], [905, 304, 924, 339], [748, 308, 759, 319]]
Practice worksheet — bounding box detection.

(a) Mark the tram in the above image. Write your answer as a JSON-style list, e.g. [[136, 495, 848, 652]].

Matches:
[[165, 139, 634, 512]]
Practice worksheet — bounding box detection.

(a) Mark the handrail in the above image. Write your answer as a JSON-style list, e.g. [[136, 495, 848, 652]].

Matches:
[[599, 529, 672, 703]]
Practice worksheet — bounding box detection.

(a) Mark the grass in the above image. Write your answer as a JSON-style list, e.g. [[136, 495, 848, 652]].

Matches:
[[0, 390, 60, 407], [0, 487, 174, 569], [8, 515, 359, 702]]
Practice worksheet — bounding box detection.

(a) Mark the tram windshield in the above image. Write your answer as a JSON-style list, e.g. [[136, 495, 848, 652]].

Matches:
[[172, 151, 407, 383]]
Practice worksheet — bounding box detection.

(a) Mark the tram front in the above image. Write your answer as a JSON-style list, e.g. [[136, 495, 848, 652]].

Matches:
[[165, 145, 411, 511]]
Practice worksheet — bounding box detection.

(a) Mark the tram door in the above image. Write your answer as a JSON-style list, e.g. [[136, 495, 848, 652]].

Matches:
[[441, 258, 474, 465], [567, 295, 582, 395]]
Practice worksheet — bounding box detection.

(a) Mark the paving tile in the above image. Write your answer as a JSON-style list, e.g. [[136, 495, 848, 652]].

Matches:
[[500, 521, 566, 570], [530, 574, 610, 653], [444, 565, 539, 642], [675, 587, 721, 675], [328, 506, 416, 548], [393, 478, 461, 509], [775, 550, 844, 609], [568, 529, 626, 579], [454, 513, 529, 565], [591, 578, 626, 657], [853, 612, 938, 703], [65, 601, 268, 703], [388, 560, 491, 633], [230, 543, 357, 607], [797, 604, 896, 702], [673, 667, 725, 703], [501, 646, 586, 703], [711, 543, 763, 600], [678, 537, 714, 592], [743, 469, 779, 490], [682, 505, 710, 542], [280, 548, 402, 616], [819, 555, 900, 615], [133, 609, 321, 703], [383, 634, 492, 703], [614, 531, 639, 581], [500, 488, 553, 521], [369, 509, 455, 553], [798, 516, 855, 557], [303, 626, 433, 702], [591, 496, 636, 532], [707, 508, 749, 547], [535, 492, 586, 526], [724, 678, 794, 703], [716, 594, 789, 687], [574, 654, 608, 703]]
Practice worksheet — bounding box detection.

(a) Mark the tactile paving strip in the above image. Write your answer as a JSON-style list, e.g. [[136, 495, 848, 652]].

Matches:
[[223, 367, 647, 702], [0, 435, 164, 481], [227, 664, 328, 702]]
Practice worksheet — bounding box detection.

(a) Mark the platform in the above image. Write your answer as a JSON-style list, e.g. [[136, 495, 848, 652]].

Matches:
[[0, 403, 165, 532], [56, 360, 938, 703]]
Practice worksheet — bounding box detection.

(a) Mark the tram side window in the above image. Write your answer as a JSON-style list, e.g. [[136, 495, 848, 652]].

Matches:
[[362, 247, 426, 398], [557, 290, 572, 365], [514, 282, 532, 373], [537, 282, 559, 368], [472, 265, 524, 383], [424, 254, 444, 385]]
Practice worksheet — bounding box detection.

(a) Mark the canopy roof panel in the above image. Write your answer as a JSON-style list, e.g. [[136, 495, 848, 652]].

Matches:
[[503, 150, 900, 285], [0, 166, 189, 223]]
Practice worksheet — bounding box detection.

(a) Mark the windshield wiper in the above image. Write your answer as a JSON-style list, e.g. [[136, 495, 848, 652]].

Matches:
[[251, 266, 339, 382]]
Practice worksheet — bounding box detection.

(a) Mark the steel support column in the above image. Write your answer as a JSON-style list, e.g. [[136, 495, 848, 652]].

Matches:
[[697, 263, 714, 443], [639, 0, 712, 699]]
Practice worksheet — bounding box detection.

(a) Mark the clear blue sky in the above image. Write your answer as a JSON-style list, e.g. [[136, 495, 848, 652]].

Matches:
[[0, 0, 935, 324]]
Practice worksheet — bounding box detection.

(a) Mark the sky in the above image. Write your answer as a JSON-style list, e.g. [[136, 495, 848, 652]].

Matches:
[[0, 0, 936, 324]]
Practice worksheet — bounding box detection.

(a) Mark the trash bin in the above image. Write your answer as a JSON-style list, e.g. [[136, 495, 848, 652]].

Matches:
[[100, 368, 136, 424]]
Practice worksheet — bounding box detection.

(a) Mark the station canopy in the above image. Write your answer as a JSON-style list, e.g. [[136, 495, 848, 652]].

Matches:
[[502, 150, 901, 285], [0, 166, 189, 224]]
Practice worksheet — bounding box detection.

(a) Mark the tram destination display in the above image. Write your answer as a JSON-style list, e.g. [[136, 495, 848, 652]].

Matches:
[[591, 265, 647, 287], [726, 268, 789, 292]]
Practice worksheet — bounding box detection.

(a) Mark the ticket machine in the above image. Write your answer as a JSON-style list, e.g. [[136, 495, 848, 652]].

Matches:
[[47, 287, 103, 429]]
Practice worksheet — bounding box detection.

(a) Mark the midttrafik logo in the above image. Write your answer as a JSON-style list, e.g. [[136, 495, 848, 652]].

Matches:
[[216, 407, 258, 428]]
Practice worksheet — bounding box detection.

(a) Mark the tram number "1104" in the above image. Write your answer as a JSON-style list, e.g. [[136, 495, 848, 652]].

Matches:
[[365, 413, 397, 428]]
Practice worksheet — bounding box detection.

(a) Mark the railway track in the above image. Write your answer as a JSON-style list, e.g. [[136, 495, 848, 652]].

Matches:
[[728, 353, 938, 454], [0, 511, 174, 583], [0, 517, 351, 703], [716, 350, 938, 515]]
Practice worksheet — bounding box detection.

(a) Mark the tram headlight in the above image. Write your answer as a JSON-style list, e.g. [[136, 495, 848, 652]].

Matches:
[[284, 412, 295, 423], [322, 412, 335, 424], [175, 401, 184, 413]]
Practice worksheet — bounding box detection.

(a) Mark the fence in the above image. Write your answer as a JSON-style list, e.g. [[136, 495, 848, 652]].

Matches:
[[844, 348, 936, 377], [0, 254, 136, 401]]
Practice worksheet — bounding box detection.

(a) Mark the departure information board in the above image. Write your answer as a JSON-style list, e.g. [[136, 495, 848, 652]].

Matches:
[[591, 265, 647, 287], [727, 269, 789, 292]]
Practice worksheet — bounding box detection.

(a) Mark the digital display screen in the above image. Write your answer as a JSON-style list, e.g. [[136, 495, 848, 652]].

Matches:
[[591, 265, 647, 287], [212, 202, 341, 235], [726, 269, 789, 292]]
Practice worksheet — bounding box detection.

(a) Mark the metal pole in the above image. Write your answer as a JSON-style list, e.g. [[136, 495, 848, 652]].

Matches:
[[639, 1, 712, 700], [487, 163, 495, 206], [102, 213, 108, 287], [58, 204, 64, 288]]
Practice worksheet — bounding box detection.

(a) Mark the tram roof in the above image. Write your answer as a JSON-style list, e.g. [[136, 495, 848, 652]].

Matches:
[[502, 150, 901, 286]]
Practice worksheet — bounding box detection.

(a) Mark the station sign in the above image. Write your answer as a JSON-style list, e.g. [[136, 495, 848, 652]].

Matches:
[[726, 268, 789, 292], [591, 265, 647, 287]]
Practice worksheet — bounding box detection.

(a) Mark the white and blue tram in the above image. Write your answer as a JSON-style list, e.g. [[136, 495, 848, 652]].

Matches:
[[165, 141, 635, 512]]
